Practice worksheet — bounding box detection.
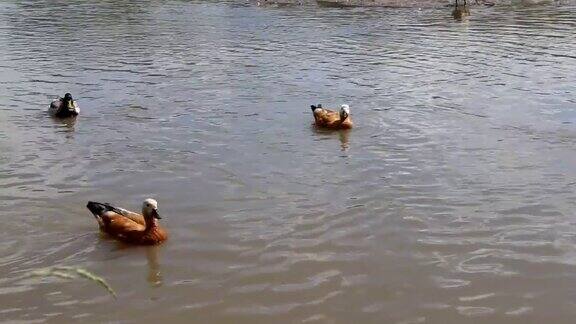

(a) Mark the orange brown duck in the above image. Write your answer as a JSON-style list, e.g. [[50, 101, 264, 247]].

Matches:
[[86, 198, 167, 245], [311, 104, 353, 129]]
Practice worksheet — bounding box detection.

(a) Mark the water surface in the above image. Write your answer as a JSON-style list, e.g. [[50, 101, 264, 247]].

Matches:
[[1, 1, 576, 323]]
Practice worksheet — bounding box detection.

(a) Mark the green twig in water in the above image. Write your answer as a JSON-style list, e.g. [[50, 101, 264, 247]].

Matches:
[[31, 266, 116, 298]]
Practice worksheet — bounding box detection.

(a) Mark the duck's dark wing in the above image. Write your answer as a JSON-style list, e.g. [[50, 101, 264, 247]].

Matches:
[[50, 99, 61, 109], [86, 201, 125, 216], [48, 99, 62, 115], [86, 201, 146, 225]]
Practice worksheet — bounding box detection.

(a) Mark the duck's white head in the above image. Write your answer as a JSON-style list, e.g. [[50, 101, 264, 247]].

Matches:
[[340, 104, 350, 120], [142, 198, 161, 219]]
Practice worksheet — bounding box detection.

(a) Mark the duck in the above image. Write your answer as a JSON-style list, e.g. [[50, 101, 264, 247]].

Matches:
[[310, 104, 353, 129], [86, 198, 167, 245], [49, 93, 80, 118]]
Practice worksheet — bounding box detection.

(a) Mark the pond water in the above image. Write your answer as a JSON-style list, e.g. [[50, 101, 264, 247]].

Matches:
[[1, 1, 576, 322]]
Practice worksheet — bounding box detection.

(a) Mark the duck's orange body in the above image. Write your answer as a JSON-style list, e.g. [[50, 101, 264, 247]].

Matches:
[[87, 200, 167, 245], [311, 105, 353, 129]]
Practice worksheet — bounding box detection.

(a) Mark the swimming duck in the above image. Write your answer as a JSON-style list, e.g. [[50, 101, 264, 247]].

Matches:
[[49, 93, 80, 118], [86, 199, 167, 245], [310, 104, 353, 129]]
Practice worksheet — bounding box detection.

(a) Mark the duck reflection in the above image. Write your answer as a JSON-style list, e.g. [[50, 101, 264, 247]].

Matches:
[[111, 243, 163, 286], [311, 127, 352, 152], [50, 115, 78, 134], [339, 129, 351, 151], [452, 5, 471, 21], [146, 246, 162, 287]]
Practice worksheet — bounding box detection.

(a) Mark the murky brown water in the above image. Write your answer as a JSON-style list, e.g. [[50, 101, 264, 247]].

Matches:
[[1, 1, 576, 322]]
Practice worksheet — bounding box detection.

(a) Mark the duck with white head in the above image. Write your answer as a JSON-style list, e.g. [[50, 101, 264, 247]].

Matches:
[[310, 103, 353, 129], [86, 198, 167, 245]]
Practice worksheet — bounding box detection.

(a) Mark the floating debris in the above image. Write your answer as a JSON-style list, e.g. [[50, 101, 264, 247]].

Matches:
[[30, 266, 116, 298]]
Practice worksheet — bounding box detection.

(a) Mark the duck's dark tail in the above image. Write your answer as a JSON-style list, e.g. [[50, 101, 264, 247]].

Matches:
[[87, 201, 108, 217], [86, 201, 124, 218], [310, 104, 323, 112]]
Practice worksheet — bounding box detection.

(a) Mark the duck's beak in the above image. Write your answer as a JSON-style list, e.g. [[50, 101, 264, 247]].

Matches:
[[67, 100, 75, 110], [152, 208, 162, 219]]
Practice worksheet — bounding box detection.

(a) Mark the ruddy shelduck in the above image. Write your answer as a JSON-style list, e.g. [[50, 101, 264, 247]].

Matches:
[[311, 104, 353, 129], [86, 199, 167, 245]]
